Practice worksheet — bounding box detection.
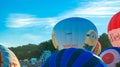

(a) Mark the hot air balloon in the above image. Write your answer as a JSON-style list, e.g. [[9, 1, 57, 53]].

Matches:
[[108, 11, 120, 47], [93, 41, 101, 55], [52, 17, 98, 51], [42, 48, 107, 67], [0, 44, 20, 67], [99, 47, 120, 67]]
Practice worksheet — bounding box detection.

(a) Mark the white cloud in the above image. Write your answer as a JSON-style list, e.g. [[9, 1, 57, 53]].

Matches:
[[6, 14, 58, 28], [60, 0, 120, 18], [6, 0, 120, 28]]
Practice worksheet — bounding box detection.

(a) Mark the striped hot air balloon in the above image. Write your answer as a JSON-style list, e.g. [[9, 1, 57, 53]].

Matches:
[[42, 48, 106, 67], [99, 47, 120, 67]]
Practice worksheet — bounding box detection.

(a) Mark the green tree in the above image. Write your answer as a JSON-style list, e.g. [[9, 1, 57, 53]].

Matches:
[[38, 40, 56, 56], [9, 39, 56, 60], [116, 61, 120, 67], [98, 33, 112, 51]]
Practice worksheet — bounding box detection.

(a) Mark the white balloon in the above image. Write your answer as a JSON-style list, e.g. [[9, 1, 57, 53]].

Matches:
[[0, 45, 20, 67], [99, 47, 120, 67]]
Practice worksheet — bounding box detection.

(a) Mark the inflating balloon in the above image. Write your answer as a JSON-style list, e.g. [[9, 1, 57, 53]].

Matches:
[[42, 48, 106, 67], [52, 17, 98, 51], [99, 47, 120, 67], [93, 41, 101, 55], [0, 44, 20, 67], [108, 12, 120, 47]]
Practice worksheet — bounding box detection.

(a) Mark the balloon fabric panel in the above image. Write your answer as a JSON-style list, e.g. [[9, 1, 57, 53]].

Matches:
[[56, 49, 66, 67], [0, 45, 20, 67], [99, 47, 120, 67], [42, 48, 107, 67], [60, 48, 76, 67], [66, 49, 85, 67], [93, 41, 101, 55], [108, 12, 120, 31], [72, 51, 93, 67]]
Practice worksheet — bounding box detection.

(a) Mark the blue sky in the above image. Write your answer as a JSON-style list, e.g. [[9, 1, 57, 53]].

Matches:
[[0, 0, 120, 47]]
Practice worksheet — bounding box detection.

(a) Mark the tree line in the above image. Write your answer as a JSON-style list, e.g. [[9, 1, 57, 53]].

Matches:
[[9, 40, 56, 60], [9, 33, 112, 60]]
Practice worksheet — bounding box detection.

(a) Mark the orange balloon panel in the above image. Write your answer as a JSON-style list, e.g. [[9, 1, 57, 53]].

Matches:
[[93, 41, 101, 55]]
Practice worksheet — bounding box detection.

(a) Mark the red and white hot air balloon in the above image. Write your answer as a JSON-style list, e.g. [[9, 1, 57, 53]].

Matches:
[[108, 11, 120, 47], [99, 47, 120, 67]]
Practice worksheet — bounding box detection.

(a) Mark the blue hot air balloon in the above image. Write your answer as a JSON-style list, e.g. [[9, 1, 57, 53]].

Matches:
[[42, 48, 107, 67], [0, 44, 20, 67], [52, 17, 98, 51]]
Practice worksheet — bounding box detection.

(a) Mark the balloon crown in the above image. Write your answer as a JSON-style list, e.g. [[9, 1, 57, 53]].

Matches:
[[42, 48, 106, 67]]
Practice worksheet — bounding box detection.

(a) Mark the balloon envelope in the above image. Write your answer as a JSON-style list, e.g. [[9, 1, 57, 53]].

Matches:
[[42, 48, 106, 67], [108, 12, 120, 47], [52, 17, 98, 51], [93, 41, 101, 55], [0, 45, 20, 67], [99, 47, 120, 67]]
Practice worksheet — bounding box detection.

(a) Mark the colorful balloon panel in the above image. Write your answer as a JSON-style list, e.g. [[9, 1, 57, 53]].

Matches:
[[0, 50, 3, 67], [42, 48, 106, 67], [108, 12, 120, 47], [99, 47, 120, 67], [0, 45, 20, 67], [52, 17, 98, 51], [93, 41, 101, 55]]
